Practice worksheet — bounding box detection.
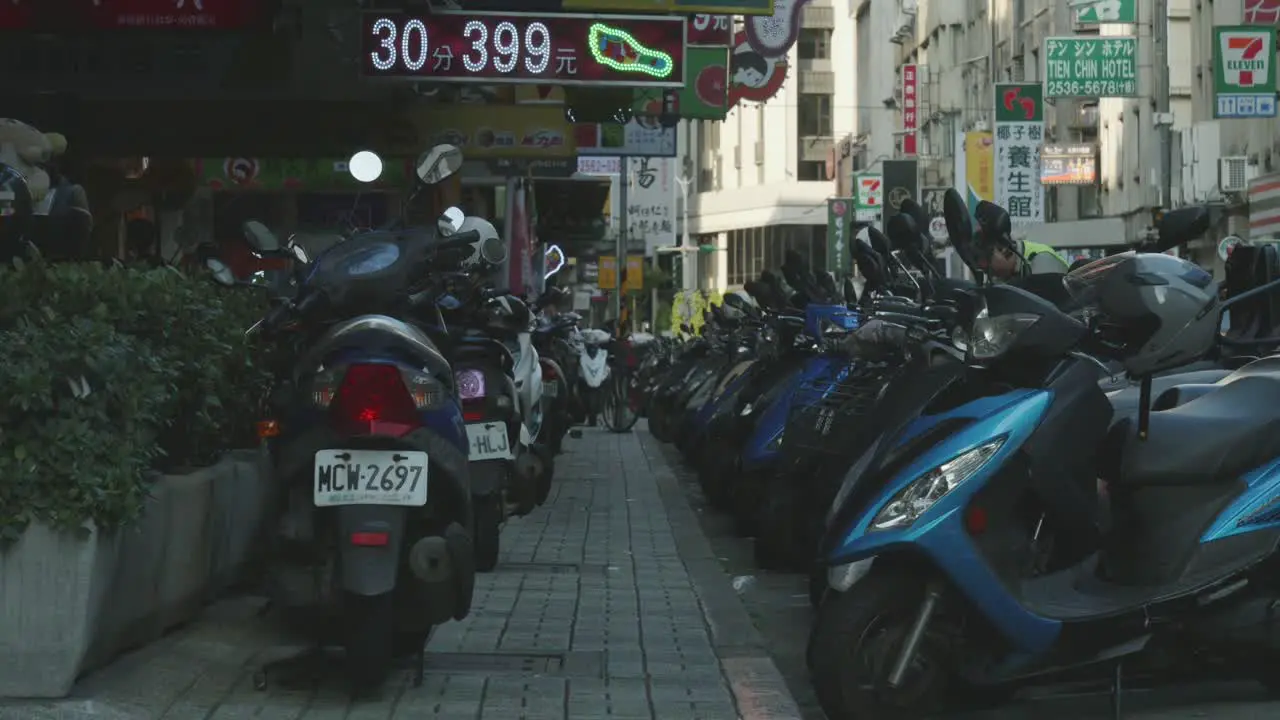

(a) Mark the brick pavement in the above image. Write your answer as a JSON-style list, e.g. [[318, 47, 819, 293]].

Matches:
[[0, 425, 802, 720]]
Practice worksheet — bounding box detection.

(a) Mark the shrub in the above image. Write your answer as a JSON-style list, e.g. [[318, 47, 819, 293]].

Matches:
[[0, 256, 270, 541]]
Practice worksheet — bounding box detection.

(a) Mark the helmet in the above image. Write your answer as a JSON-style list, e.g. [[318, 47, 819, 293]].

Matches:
[[455, 216, 505, 269], [720, 289, 757, 320], [1065, 252, 1218, 376]]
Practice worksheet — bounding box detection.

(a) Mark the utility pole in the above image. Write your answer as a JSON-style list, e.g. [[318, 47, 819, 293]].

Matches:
[[1154, 0, 1173, 209], [674, 175, 697, 290], [615, 161, 628, 327]]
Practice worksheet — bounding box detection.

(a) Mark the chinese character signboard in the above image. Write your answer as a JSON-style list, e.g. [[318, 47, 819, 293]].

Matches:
[[853, 173, 883, 226], [687, 14, 732, 46], [902, 64, 919, 155], [1214, 26, 1279, 118], [626, 157, 676, 255], [994, 83, 1044, 225], [362, 12, 686, 88], [1041, 144, 1098, 185], [921, 187, 949, 241], [1074, 0, 1137, 24], [1044, 37, 1138, 98], [575, 117, 677, 157], [826, 198, 853, 275], [955, 131, 995, 214]]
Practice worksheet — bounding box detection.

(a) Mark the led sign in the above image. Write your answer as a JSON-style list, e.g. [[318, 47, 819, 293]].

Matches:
[[362, 11, 686, 88]]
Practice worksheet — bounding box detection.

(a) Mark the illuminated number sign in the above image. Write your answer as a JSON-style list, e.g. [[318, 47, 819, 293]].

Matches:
[[362, 11, 686, 87]]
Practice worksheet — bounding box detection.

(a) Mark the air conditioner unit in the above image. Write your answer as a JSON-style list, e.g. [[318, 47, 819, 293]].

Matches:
[[754, 142, 764, 165], [972, 119, 990, 132], [900, 0, 918, 15], [893, 86, 904, 101], [734, 145, 742, 169], [1220, 156, 1253, 193]]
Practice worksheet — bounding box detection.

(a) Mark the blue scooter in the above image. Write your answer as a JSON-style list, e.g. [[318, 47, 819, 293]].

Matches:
[[810, 196, 1280, 719]]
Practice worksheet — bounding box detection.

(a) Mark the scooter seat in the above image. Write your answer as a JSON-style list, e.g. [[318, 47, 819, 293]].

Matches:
[[1114, 375, 1280, 486]]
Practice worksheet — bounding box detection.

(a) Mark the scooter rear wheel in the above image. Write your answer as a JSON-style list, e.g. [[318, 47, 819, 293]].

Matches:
[[473, 496, 502, 572], [343, 591, 395, 698]]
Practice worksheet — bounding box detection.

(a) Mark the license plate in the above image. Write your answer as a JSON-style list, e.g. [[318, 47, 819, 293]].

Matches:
[[544, 382, 560, 397], [466, 422, 511, 461], [313, 449, 428, 507]]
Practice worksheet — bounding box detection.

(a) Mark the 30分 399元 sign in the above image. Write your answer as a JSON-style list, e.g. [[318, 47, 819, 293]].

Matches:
[[362, 11, 687, 88]]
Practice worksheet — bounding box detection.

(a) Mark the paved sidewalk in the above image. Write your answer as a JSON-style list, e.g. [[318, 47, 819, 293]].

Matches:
[[0, 426, 801, 720]]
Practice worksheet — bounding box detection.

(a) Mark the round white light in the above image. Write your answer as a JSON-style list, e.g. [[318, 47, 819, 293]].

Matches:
[[349, 151, 384, 183]]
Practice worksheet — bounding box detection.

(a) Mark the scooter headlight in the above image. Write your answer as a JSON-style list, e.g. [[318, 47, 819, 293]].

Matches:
[[869, 438, 1005, 531]]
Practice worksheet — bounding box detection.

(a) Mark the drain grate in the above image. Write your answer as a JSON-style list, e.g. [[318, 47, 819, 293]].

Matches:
[[424, 650, 604, 678], [497, 562, 581, 574]]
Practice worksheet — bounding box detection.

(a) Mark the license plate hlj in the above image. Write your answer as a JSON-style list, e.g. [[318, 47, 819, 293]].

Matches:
[[313, 449, 429, 506], [466, 422, 511, 461]]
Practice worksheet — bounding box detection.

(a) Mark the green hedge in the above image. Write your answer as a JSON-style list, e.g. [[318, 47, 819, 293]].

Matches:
[[0, 256, 271, 542]]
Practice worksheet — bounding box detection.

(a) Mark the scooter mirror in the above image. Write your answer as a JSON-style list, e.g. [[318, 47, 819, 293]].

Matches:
[[205, 257, 236, 286], [417, 144, 464, 185]]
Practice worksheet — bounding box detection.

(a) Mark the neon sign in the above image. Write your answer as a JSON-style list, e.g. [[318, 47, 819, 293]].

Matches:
[[361, 11, 686, 88], [544, 244, 566, 279], [588, 24, 673, 79]]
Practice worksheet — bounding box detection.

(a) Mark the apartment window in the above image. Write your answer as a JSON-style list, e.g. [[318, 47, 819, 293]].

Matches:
[[797, 161, 826, 181], [798, 94, 833, 137], [798, 29, 832, 60]]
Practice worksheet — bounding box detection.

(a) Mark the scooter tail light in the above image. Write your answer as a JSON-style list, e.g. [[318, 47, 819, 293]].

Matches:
[[456, 369, 486, 400], [330, 363, 427, 437], [316, 364, 443, 410]]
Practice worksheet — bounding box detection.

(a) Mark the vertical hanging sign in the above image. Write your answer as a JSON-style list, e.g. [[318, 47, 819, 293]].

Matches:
[[826, 198, 853, 275], [901, 64, 919, 156], [993, 82, 1045, 225]]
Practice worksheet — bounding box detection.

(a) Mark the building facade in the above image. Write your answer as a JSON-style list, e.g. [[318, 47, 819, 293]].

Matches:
[[681, 0, 1198, 290]]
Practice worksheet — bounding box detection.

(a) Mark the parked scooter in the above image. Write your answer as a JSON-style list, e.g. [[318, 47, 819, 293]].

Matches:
[[576, 327, 612, 423], [225, 145, 483, 697], [809, 189, 1280, 719]]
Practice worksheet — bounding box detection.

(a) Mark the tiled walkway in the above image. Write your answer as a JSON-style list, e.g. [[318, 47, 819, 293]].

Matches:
[[0, 426, 801, 720]]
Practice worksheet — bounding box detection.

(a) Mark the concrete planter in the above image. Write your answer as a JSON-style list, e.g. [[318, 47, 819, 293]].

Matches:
[[0, 449, 269, 699]]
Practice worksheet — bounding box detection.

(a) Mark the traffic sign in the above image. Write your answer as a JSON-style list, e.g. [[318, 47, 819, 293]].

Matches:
[[1044, 37, 1138, 98], [1214, 26, 1279, 119]]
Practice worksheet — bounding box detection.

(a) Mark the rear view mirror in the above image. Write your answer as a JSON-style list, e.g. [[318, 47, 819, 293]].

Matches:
[[0, 162, 33, 254], [1153, 206, 1211, 253], [974, 200, 1014, 254], [943, 188, 982, 276], [480, 235, 507, 265], [438, 207, 465, 235], [242, 220, 280, 254], [723, 292, 755, 316], [205, 257, 236, 286], [853, 227, 888, 291], [289, 244, 309, 265], [417, 144, 464, 185]]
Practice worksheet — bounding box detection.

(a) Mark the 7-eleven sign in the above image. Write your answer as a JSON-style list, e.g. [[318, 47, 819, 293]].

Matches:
[[854, 173, 883, 225], [1214, 26, 1278, 118]]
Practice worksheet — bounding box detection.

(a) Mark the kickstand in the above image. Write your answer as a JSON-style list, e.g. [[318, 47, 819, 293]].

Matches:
[[412, 646, 426, 687], [1109, 660, 1124, 720], [253, 644, 330, 691]]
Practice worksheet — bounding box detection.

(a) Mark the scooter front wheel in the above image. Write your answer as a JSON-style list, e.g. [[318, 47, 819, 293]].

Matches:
[[808, 571, 955, 719]]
